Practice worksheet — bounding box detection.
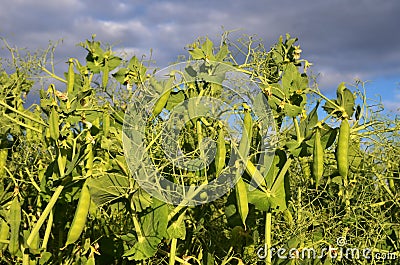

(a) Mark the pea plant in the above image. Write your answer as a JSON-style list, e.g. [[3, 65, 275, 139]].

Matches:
[[0, 32, 399, 265]]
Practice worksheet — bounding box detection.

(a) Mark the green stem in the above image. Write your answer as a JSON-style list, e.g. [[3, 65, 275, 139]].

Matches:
[[41, 209, 53, 250], [132, 214, 143, 238], [0, 101, 47, 126], [309, 89, 341, 109], [40, 65, 67, 83], [265, 212, 272, 265], [22, 250, 30, 265]]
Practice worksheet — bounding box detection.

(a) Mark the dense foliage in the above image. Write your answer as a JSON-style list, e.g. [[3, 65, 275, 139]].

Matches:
[[0, 33, 399, 265]]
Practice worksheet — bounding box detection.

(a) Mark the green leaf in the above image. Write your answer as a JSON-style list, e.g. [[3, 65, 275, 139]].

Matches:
[[128, 56, 140, 69], [215, 44, 229, 61], [322, 83, 355, 118], [87, 173, 130, 205], [283, 102, 303, 117], [166, 213, 186, 240], [281, 63, 297, 94], [247, 150, 289, 212], [131, 189, 152, 212], [338, 87, 355, 118], [165, 90, 185, 111], [202, 38, 214, 59], [188, 48, 205, 60], [108, 56, 122, 71], [322, 99, 338, 115], [300, 103, 319, 139], [124, 200, 168, 260], [112, 68, 128, 84], [247, 185, 270, 211]]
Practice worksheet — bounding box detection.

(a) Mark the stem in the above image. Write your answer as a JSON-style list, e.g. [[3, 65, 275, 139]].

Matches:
[[22, 251, 30, 265], [0, 101, 47, 126], [131, 212, 143, 238], [41, 209, 53, 250], [265, 212, 272, 265], [169, 238, 178, 265], [2, 114, 42, 133], [309, 89, 341, 109], [40, 65, 67, 83], [27, 185, 64, 247]]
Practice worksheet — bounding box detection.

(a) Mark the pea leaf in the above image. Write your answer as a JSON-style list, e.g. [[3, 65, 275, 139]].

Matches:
[[166, 213, 186, 240], [87, 173, 130, 205], [215, 44, 229, 61], [165, 90, 185, 111], [124, 200, 168, 260], [189, 48, 205, 60]]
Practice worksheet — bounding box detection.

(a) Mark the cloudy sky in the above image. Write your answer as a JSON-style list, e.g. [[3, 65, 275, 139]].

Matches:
[[1, 0, 399, 112]]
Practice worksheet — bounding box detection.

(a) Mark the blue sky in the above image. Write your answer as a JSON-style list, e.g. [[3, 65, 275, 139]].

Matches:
[[0, 0, 399, 113]]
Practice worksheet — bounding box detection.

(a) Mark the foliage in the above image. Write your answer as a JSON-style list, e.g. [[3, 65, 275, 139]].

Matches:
[[0, 32, 399, 265]]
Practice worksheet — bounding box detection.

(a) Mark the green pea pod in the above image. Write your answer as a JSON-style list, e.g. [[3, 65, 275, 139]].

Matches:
[[0, 219, 9, 251], [238, 106, 253, 165], [67, 58, 75, 95], [25, 117, 33, 140], [85, 143, 94, 177], [235, 177, 248, 229], [28, 226, 40, 254], [65, 183, 91, 246], [313, 127, 324, 186], [299, 156, 311, 180], [246, 160, 267, 191], [102, 58, 109, 88], [8, 196, 21, 255], [49, 107, 59, 141], [215, 126, 226, 176], [151, 77, 174, 119], [102, 110, 110, 137], [0, 149, 7, 177], [337, 119, 350, 179]]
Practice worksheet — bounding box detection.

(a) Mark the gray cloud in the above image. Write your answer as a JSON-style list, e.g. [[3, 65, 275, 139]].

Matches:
[[1, 0, 399, 91]]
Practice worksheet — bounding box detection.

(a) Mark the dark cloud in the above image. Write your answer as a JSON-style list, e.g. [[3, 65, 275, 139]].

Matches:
[[1, 0, 399, 92]]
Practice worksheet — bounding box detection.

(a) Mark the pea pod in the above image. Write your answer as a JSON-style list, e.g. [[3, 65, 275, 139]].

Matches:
[[313, 127, 324, 186], [49, 107, 59, 141], [85, 142, 94, 177], [65, 183, 91, 246], [238, 105, 253, 163], [299, 156, 311, 180], [102, 109, 110, 137], [0, 219, 9, 251], [337, 119, 350, 179], [151, 77, 174, 119], [102, 58, 109, 88], [243, 105, 253, 146], [26, 117, 33, 140], [28, 226, 40, 254], [0, 148, 7, 177], [8, 196, 21, 255], [246, 160, 267, 192], [215, 125, 226, 176], [67, 58, 75, 95], [235, 177, 249, 229]]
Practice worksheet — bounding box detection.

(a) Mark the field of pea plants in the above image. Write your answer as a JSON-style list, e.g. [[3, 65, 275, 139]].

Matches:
[[0, 33, 399, 265]]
